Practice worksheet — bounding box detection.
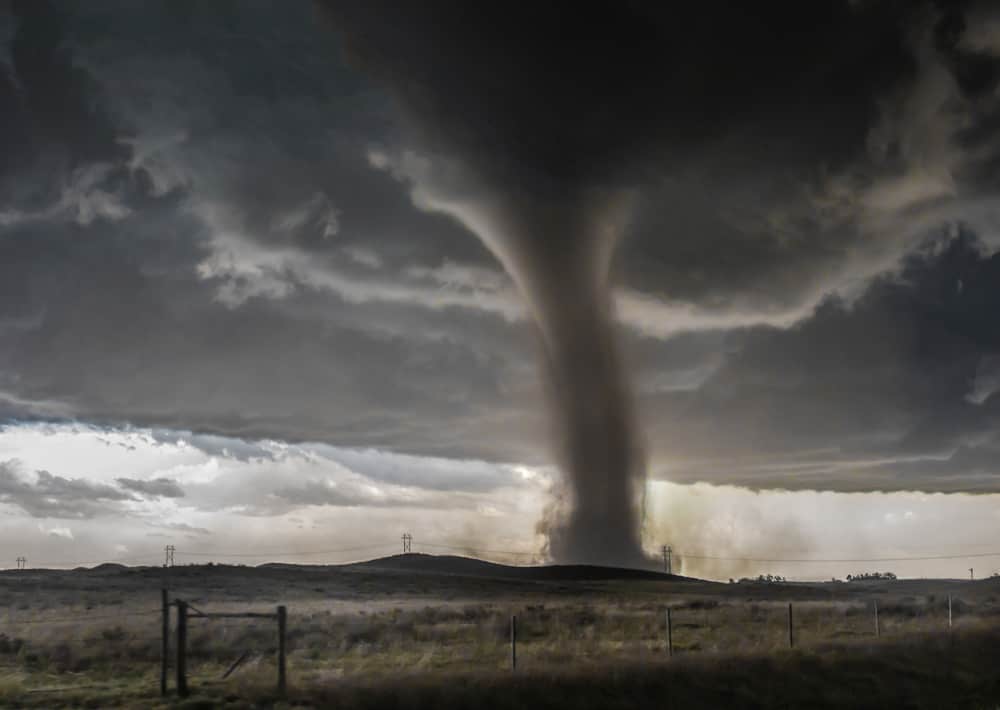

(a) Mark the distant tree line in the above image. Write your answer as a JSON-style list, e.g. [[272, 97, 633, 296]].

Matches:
[[734, 574, 787, 584], [728, 571, 906, 584], [846, 572, 897, 581]]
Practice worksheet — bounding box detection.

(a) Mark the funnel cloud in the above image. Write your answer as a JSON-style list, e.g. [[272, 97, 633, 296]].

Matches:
[[366, 146, 647, 564], [315, 1, 921, 564], [459, 189, 646, 565]]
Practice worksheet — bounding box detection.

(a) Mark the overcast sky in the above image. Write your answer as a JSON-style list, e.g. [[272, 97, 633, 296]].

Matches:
[[2, 1, 1000, 579]]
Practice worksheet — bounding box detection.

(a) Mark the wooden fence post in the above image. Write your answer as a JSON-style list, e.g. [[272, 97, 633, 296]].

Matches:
[[277, 605, 287, 695], [161, 589, 169, 696], [874, 600, 880, 638], [176, 600, 188, 698], [510, 614, 517, 670], [787, 603, 794, 648], [666, 608, 673, 657]]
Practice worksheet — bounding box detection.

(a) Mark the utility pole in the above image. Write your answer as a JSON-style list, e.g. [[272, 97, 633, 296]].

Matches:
[[15, 556, 25, 571], [401, 533, 412, 554], [164, 545, 175, 568], [662, 545, 672, 575]]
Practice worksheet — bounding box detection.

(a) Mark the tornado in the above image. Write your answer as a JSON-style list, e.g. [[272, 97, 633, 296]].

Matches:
[[315, 0, 881, 566], [462, 189, 647, 565], [314, 0, 668, 566], [371, 166, 648, 565], [526, 209, 646, 566]]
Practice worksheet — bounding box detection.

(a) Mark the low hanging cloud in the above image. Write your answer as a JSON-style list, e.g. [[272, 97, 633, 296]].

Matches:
[[0, 460, 135, 518], [116, 476, 185, 498], [41, 525, 74, 540], [177, 443, 538, 517], [302, 444, 522, 493], [149, 521, 211, 537], [272, 478, 427, 509]]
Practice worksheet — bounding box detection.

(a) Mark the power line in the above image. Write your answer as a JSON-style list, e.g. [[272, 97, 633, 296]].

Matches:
[[673, 550, 1000, 563], [174, 543, 397, 558], [415, 543, 1000, 564], [3, 555, 165, 569], [420, 543, 539, 557], [417, 543, 1000, 564], [8, 541, 1000, 569]]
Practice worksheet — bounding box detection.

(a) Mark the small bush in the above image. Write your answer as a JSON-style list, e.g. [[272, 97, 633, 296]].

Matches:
[[0, 633, 25, 654], [100, 626, 127, 642]]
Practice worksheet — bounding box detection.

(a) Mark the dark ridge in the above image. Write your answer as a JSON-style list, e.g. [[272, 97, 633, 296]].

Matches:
[[81, 563, 128, 572], [335, 553, 693, 582]]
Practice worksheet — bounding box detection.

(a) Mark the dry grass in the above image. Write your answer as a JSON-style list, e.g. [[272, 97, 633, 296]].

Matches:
[[0, 565, 998, 707]]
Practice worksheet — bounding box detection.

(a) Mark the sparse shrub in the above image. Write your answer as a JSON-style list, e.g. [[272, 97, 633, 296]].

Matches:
[[101, 625, 127, 641], [686, 599, 719, 610], [47, 641, 77, 672], [0, 633, 24, 654]]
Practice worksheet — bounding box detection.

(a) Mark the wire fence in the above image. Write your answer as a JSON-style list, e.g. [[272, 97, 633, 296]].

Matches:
[[1, 537, 998, 700], [0, 581, 993, 701]]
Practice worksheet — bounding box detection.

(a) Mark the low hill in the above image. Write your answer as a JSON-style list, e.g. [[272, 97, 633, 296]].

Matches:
[[336, 553, 692, 582]]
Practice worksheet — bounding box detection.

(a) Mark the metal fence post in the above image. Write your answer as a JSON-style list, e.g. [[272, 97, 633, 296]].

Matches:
[[277, 605, 287, 695], [176, 600, 188, 697], [510, 614, 517, 670], [787, 603, 794, 648], [666, 608, 673, 657], [161, 589, 169, 696]]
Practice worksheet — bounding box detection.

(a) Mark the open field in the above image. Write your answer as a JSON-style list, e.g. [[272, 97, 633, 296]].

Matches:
[[1, 555, 999, 707]]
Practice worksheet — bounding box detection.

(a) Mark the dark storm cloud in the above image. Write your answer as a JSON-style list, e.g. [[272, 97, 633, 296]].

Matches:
[[646, 230, 1000, 492], [609, 1, 1000, 324], [116, 476, 185, 498], [0, 460, 134, 518], [0, 1, 124, 167], [0, 0, 545, 468], [316, 2, 968, 332], [320, 1, 913, 186], [1, 0, 1000, 504]]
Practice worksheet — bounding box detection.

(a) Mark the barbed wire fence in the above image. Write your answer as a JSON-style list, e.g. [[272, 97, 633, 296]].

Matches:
[[1, 539, 998, 699]]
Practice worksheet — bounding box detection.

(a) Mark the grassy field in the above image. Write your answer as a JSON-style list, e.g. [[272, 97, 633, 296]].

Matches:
[[0, 556, 998, 708]]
